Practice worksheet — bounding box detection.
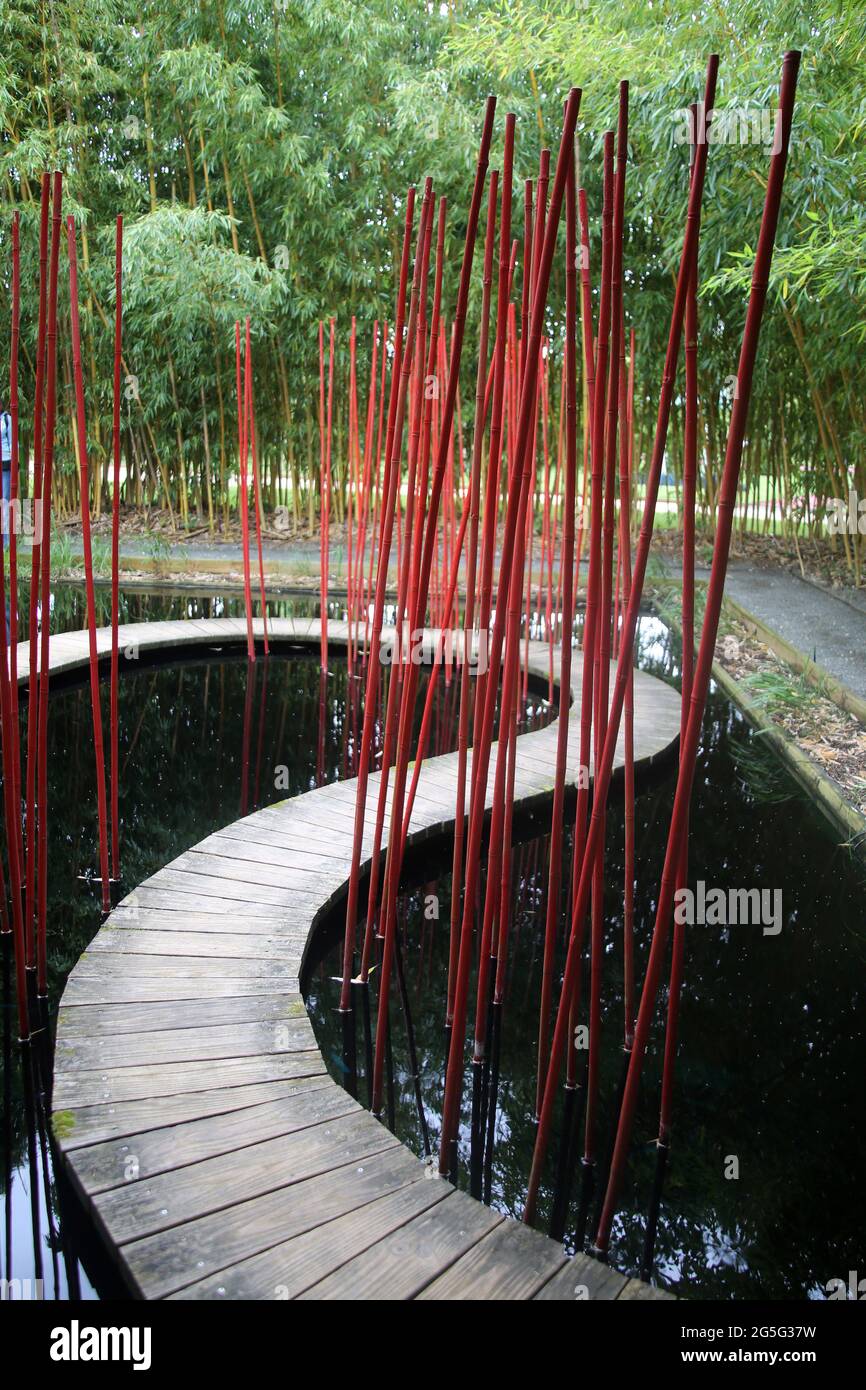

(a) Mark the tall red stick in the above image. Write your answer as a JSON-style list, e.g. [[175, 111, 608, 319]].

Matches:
[[523, 55, 720, 1224], [594, 51, 800, 1253], [25, 175, 50, 969], [110, 215, 123, 878], [36, 170, 64, 997], [68, 216, 111, 915]]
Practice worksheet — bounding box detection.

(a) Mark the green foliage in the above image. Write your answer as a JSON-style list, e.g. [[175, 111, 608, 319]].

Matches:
[[0, 0, 861, 547]]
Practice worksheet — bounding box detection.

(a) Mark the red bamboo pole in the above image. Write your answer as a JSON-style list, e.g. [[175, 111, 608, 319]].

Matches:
[[534, 143, 577, 1116], [8, 212, 22, 868], [658, 104, 701, 1141], [322, 319, 335, 668], [363, 321, 388, 650], [110, 216, 123, 878], [594, 51, 800, 1254], [68, 215, 111, 915], [447, 116, 514, 1030], [245, 321, 269, 656], [338, 186, 421, 1010], [24, 175, 50, 969], [585, 83, 629, 1170], [0, 213, 26, 1035], [620, 327, 636, 1050], [359, 190, 437, 971], [523, 55, 719, 1226], [346, 318, 358, 670], [439, 89, 581, 1171], [236, 322, 254, 661], [36, 170, 64, 998], [354, 321, 378, 656], [565, 184, 602, 1091], [474, 151, 549, 1075], [370, 99, 497, 1117]]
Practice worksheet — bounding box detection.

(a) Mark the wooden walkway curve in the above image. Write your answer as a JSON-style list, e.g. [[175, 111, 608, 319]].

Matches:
[[38, 617, 681, 1300]]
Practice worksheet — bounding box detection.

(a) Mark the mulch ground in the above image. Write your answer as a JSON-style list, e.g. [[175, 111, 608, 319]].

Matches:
[[714, 619, 866, 819]]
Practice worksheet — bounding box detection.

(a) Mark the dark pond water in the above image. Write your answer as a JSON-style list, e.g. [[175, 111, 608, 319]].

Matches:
[[1, 583, 551, 1298], [306, 627, 866, 1302], [2, 582, 862, 1302]]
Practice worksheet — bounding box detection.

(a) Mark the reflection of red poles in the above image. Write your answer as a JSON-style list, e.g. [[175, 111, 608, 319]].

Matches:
[[36, 171, 64, 997], [25, 175, 50, 969], [245, 320, 269, 656], [68, 216, 111, 915], [595, 51, 800, 1256], [110, 216, 123, 878]]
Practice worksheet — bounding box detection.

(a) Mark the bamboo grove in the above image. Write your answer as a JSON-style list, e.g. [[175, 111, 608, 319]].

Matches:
[[0, 3, 862, 573]]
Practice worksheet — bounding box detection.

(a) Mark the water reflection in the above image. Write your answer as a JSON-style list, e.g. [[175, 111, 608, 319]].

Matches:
[[306, 638, 866, 1300]]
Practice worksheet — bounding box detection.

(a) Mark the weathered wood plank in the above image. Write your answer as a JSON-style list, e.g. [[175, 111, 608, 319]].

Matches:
[[171, 1178, 450, 1300], [53, 1077, 332, 1150], [417, 1217, 568, 1300], [70, 1085, 360, 1194], [127, 1144, 423, 1299], [58, 993, 305, 1035], [91, 1111, 400, 1245], [297, 1188, 503, 1300], [533, 1252, 629, 1301]]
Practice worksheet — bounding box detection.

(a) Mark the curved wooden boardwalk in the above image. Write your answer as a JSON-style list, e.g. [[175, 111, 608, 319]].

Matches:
[[39, 617, 681, 1300]]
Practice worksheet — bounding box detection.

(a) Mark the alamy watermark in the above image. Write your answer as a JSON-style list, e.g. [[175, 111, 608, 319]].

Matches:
[[673, 880, 783, 936], [381, 622, 490, 674], [672, 103, 782, 155], [1, 498, 43, 542], [825, 490, 866, 536]]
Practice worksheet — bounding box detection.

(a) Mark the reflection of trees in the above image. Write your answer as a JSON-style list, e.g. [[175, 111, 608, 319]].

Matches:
[[309, 689, 866, 1301]]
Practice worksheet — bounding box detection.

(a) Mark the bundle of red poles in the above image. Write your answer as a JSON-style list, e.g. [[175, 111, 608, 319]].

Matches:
[[333, 48, 800, 1262]]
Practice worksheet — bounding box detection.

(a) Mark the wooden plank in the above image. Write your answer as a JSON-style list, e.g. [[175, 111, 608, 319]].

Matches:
[[171, 1177, 450, 1300], [53, 1052, 326, 1109], [126, 1144, 424, 1299], [54, 1077, 333, 1150], [70, 1085, 360, 1194], [55, 1015, 318, 1070], [297, 1188, 503, 1300], [417, 1218, 567, 1300], [617, 1277, 674, 1301], [85, 929, 300, 961], [62, 973, 298, 1006], [58, 994, 305, 1035], [534, 1252, 629, 1300], [91, 1110, 401, 1245]]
